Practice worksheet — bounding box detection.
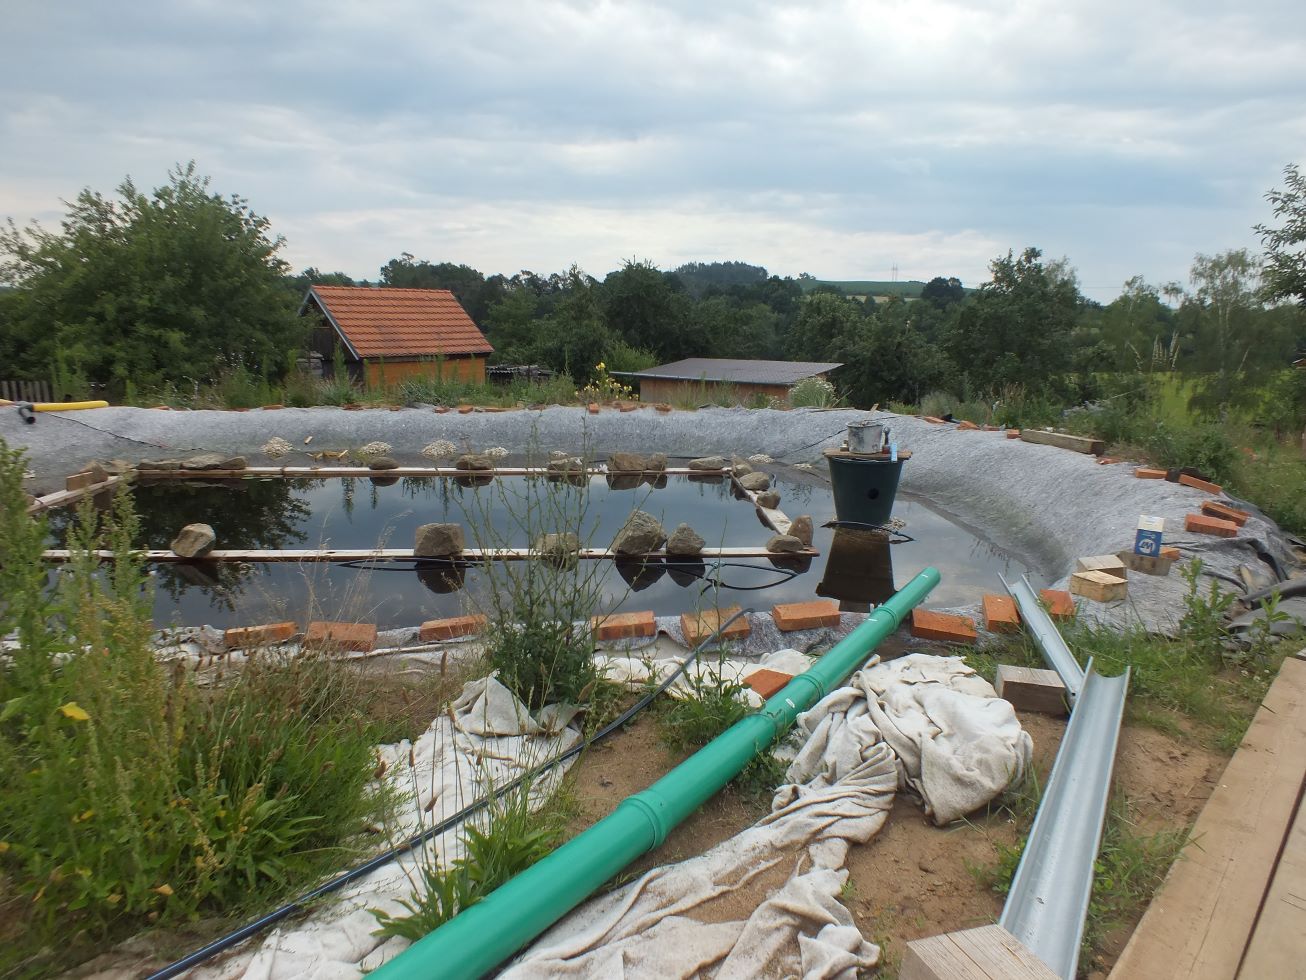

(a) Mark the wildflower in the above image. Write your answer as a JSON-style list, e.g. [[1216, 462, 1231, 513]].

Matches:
[[154, 883, 174, 897], [58, 702, 90, 722]]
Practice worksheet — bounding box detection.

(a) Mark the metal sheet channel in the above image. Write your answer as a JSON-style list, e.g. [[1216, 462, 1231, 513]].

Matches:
[[1003, 573, 1085, 704], [999, 659, 1131, 979]]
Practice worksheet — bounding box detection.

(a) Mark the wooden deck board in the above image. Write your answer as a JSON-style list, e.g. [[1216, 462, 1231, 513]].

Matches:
[[1237, 779, 1306, 977], [134, 465, 722, 479], [28, 475, 126, 514], [1109, 657, 1306, 980]]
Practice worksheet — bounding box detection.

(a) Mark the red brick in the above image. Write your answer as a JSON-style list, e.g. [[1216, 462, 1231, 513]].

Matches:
[[910, 609, 978, 643], [1096, 457, 1122, 465], [261, 404, 284, 410], [1006, 429, 1021, 439], [1160, 546, 1181, 560], [225, 622, 296, 650], [619, 402, 638, 413], [1135, 467, 1167, 479], [957, 419, 980, 431], [744, 668, 794, 700], [303, 621, 377, 652], [419, 614, 488, 642], [772, 599, 841, 632], [1039, 589, 1076, 621], [681, 606, 750, 646], [589, 610, 656, 641], [1178, 473, 1223, 495], [434, 406, 450, 414], [982, 594, 1021, 633], [655, 403, 672, 413], [923, 416, 947, 424], [1201, 500, 1250, 527], [457, 404, 474, 414], [587, 403, 600, 414], [1185, 513, 1237, 538]]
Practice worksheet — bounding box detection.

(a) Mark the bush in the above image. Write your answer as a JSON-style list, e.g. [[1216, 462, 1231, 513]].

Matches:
[[789, 375, 840, 408], [0, 441, 386, 972]]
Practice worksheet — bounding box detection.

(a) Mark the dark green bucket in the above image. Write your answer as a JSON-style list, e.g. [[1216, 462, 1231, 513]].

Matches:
[[827, 455, 905, 527]]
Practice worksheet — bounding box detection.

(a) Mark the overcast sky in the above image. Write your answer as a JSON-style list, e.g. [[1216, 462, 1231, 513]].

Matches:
[[3, 0, 1303, 302]]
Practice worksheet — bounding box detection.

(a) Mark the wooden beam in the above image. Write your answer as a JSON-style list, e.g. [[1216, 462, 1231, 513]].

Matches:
[[1239, 790, 1306, 977], [1019, 429, 1106, 456], [729, 474, 792, 535], [27, 475, 127, 514], [901, 925, 1059, 980], [41, 545, 818, 564], [1109, 657, 1306, 980], [135, 465, 725, 479]]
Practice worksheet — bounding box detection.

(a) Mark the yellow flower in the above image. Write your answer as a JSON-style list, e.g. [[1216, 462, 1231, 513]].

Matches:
[[72, 809, 95, 823], [154, 883, 174, 897], [0, 842, 9, 854], [58, 702, 90, 722]]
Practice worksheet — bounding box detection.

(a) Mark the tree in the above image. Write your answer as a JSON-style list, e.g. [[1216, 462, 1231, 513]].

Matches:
[[600, 260, 692, 360], [531, 266, 612, 380], [0, 163, 301, 390], [1255, 163, 1306, 307], [378, 256, 504, 323], [920, 276, 965, 308], [788, 292, 868, 362], [1098, 276, 1176, 371], [945, 247, 1080, 395]]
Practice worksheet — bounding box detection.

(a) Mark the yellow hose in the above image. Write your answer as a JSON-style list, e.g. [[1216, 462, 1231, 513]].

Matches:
[[25, 400, 110, 412]]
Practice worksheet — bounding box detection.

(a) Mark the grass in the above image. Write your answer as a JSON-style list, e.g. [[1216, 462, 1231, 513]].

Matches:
[[0, 440, 397, 977]]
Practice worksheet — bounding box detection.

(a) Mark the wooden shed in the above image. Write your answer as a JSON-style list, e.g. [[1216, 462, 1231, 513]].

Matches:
[[301, 285, 493, 388], [614, 358, 842, 405]]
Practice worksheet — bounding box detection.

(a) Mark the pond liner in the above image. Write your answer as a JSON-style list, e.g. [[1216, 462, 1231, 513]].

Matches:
[[367, 566, 940, 980], [145, 607, 757, 980]]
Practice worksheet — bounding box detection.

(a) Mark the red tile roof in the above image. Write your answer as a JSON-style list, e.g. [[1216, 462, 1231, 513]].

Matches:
[[308, 286, 493, 359]]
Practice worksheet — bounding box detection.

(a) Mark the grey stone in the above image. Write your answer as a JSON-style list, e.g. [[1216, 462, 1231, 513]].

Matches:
[[789, 515, 814, 547], [766, 534, 805, 554], [756, 490, 781, 509], [646, 453, 667, 473], [688, 456, 727, 471], [170, 523, 216, 558], [666, 523, 705, 556], [731, 456, 754, 477], [612, 510, 668, 555], [607, 451, 647, 472], [368, 456, 400, 470], [137, 459, 184, 470], [181, 453, 247, 471], [547, 457, 584, 473], [415, 523, 464, 557], [534, 532, 580, 558], [83, 462, 110, 484], [738, 471, 771, 492], [455, 453, 494, 471]]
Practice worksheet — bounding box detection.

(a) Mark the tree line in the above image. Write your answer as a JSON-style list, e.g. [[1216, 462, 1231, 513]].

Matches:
[[1, 162, 1303, 426]]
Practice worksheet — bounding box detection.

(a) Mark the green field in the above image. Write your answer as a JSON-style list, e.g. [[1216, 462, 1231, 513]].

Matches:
[[800, 279, 927, 298]]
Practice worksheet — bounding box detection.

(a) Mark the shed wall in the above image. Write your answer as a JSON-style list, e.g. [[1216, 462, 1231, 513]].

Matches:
[[637, 379, 793, 404], [364, 356, 486, 388]]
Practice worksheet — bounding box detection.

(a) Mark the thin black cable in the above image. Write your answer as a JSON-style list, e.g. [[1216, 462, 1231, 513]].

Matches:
[[146, 608, 752, 980]]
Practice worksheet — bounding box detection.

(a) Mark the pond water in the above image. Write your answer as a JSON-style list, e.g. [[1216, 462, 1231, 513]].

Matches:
[[50, 472, 1042, 629]]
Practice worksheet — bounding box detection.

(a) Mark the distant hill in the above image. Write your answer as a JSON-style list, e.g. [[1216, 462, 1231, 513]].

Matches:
[[801, 279, 928, 299]]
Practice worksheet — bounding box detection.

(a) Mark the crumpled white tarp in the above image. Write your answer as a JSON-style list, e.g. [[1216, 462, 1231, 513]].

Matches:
[[503, 653, 1031, 979], [190, 674, 580, 980]]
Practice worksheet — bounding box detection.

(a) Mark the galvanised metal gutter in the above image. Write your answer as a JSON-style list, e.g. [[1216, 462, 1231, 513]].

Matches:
[[1004, 573, 1085, 704], [368, 566, 941, 980], [999, 659, 1130, 979]]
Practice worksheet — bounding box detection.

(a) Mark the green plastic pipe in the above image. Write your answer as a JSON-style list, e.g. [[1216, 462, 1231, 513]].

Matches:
[[370, 566, 940, 980]]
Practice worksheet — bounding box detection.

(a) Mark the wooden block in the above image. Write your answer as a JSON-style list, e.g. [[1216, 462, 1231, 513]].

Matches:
[[902, 924, 1060, 980], [910, 609, 978, 643], [618, 402, 638, 412], [1110, 659, 1306, 980], [65, 471, 95, 492], [587, 403, 600, 414], [982, 594, 1021, 633], [1019, 429, 1106, 455], [1178, 472, 1223, 494], [995, 664, 1068, 715], [1201, 500, 1250, 526], [1117, 549, 1174, 577], [1186, 512, 1238, 538], [957, 419, 980, 430], [1160, 545, 1181, 560], [681, 606, 750, 646], [1075, 554, 1127, 580], [654, 403, 672, 413], [743, 668, 793, 700], [457, 404, 474, 414], [1006, 428, 1021, 439], [589, 610, 656, 641], [224, 621, 296, 650], [1039, 588, 1076, 621], [922, 416, 947, 424], [771, 599, 841, 632], [1070, 569, 1129, 602], [303, 621, 377, 652], [419, 614, 488, 642], [1135, 467, 1167, 479]]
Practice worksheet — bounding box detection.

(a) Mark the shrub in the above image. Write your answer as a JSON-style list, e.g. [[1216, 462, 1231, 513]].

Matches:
[[789, 375, 840, 408]]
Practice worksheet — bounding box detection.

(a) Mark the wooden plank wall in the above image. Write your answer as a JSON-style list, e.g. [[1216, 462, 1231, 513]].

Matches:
[[0, 379, 52, 402]]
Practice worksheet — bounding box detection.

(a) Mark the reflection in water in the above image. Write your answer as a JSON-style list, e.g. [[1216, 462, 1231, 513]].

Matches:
[[817, 529, 897, 612], [49, 475, 1043, 628]]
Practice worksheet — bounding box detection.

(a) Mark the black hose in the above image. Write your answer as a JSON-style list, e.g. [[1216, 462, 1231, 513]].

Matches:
[[146, 607, 752, 980]]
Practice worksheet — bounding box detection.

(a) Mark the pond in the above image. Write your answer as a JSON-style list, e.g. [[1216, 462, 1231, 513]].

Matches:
[[49, 471, 1043, 629]]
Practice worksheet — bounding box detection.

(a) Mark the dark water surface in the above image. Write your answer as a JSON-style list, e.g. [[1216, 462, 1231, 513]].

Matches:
[[52, 474, 1041, 629]]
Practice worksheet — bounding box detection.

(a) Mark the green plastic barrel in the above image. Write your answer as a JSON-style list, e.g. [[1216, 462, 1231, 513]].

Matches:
[[827, 455, 905, 527]]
